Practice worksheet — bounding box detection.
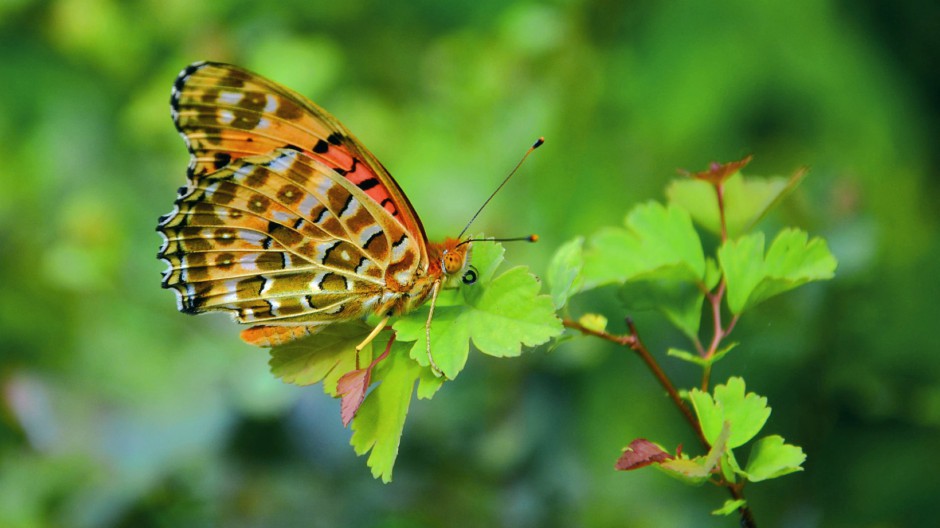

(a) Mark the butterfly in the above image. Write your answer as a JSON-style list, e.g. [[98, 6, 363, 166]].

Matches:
[[157, 62, 537, 375]]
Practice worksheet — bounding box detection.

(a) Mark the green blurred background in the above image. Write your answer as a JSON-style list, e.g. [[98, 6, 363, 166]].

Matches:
[[2, 0, 938, 526]]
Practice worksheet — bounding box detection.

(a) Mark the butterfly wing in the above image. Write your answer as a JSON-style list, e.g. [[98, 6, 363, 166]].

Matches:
[[170, 61, 429, 262], [157, 147, 424, 337]]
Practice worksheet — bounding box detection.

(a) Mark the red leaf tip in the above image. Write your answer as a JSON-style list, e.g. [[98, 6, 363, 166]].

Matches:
[[615, 438, 673, 471]]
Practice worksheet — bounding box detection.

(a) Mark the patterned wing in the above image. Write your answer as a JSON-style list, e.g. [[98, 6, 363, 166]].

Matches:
[[157, 147, 424, 338], [170, 61, 429, 262]]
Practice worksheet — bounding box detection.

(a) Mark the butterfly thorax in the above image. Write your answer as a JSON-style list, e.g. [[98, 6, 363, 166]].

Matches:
[[387, 237, 470, 316]]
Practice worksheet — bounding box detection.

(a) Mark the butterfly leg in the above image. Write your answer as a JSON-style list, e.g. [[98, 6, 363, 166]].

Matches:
[[425, 280, 445, 378], [355, 315, 391, 368]]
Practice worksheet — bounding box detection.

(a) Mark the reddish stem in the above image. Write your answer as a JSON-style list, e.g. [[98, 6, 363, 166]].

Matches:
[[562, 312, 756, 527], [715, 182, 728, 242]]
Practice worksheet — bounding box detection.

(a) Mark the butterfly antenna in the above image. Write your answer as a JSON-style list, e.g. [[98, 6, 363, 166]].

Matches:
[[457, 234, 538, 248], [457, 137, 544, 241]]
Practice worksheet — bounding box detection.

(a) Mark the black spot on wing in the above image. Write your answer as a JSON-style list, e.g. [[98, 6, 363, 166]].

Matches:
[[381, 198, 399, 217], [213, 152, 232, 170], [357, 178, 379, 191]]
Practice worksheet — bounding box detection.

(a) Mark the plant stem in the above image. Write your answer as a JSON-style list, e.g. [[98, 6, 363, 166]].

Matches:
[[705, 280, 727, 358], [562, 317, 758, 528], [715, 182, 728, 242]]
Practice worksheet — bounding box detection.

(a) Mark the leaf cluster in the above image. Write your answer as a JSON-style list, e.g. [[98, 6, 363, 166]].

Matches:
[[546, 157, 835, 519], [269, 239, 562, 481]]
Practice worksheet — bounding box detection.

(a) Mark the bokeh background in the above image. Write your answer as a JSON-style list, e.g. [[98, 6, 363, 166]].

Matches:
[[2, 0, 938, 526]]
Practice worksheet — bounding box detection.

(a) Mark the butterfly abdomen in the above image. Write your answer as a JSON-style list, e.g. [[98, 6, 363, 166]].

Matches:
[[240, 324, 324, 347]]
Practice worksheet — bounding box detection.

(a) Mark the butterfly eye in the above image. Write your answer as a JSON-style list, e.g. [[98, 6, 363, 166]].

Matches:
[[462, 266, 478, 285]]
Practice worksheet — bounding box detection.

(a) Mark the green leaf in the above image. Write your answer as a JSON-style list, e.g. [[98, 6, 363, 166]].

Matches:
[[690, 377, 771, 449], [269, 240, 559, 481], [397, 303, 469, 376], [394, 243, 562, 379], [720, 450, 741, 483], [704, 257, 721, 290], [689, 389, 722, 445], [667, 348, 700, 365], [582, 202, 706, 288], [713, 378, 771, 448], [469, 234, 506, 283], [546, 236, 584, 309], [712, 499, 747, 516], [618, 279, 704, 341], [701, 419, 731, 473], [667, 170, 806, 237], [349, 341, 423, 483], [743, 435, 806, 482], [416, 366, 445, 399], [667, 343, 736, 367], [656, 456, 710, 485], [719, 229, 837, 314], [659, 420, 730, 483], [268, 322, 374, 396]]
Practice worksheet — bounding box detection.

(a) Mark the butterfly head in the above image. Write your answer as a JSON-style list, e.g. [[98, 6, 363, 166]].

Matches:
[[434, 237, 472, 278]]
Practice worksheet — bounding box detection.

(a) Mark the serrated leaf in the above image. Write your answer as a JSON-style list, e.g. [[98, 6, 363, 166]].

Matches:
[[416, 367, 445, 399], [667, 170, 806, 237], [719, 229, 837, 314], [713, 499, 747, 516], [656, 456, 707, 484], [690, 377, 771, 449], [689, 388, 722, 446], [394, 251, 562, 380], [468, 234, 505, 283], [659, 420, 730, 482], [459, 266, 561, 354], [268, 240, 555, 483], [268, 322, 374, 396], [337, 367, 371, 427], [582, 202, 705, 288], [615, 438, 672, 471], [743, 435, 806, 482], [349, 342, 423, 483], [396, 303, 468, 376], [714, 377, 771, 449], [546, 236, 584, 309]]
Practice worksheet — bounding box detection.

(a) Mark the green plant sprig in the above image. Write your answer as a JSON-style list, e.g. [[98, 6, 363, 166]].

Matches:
[[548, 156, 833, 527]]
